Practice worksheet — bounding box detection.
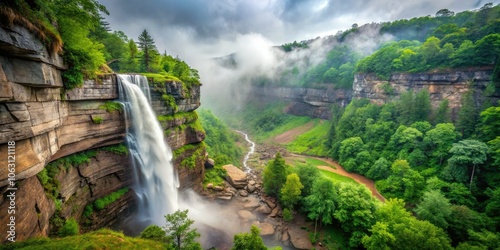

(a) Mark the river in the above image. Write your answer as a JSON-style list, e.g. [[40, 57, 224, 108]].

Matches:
[[235, 130, 255, 173]]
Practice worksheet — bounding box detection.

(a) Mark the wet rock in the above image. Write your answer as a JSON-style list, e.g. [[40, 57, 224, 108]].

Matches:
[[238, 210, 256, 221], [246, 184, 255, 193], [263, 197, 277, 209], [259, 223, 275, 236], [223, 164, 247, 189], [216, 193, 233, 200], [239, 190, 249, 197], [255, 204, 272, 214], [243, 198, 261, 209], [288, 224, 313, 250], [281, 230, 289, 242], [269, 207, 280, 218]]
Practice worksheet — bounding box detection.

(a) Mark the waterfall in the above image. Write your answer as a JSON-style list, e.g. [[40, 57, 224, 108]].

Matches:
[[118, 74, 179, 223]]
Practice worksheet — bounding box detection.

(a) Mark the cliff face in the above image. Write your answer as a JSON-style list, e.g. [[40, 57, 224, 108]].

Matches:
[[0, 25, 205, 242], [249, 85, 352, 119], [353, 70, 498, 117]]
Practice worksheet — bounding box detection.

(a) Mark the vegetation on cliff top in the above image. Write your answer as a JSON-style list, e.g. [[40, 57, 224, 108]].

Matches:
[[0, 1, 201, 89]]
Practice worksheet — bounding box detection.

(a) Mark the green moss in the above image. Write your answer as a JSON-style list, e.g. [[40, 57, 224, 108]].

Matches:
[[203, 165, 227, 187], [91, 116, 103, 124], [98, 101, 122, 112], [142, 72, 181, 83], [158, 111, 198, 123], [174, 143, 205, 169], [2, 228, 168, 250], [82, 188, 129, 219], [161, 94, 178, 112], [188, 119, 205, 134], [100, 143, 128, 155], [94, 188, 129, 210]]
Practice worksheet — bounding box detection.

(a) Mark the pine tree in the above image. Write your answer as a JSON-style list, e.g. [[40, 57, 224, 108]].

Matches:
[[137, 29, 158, 72]]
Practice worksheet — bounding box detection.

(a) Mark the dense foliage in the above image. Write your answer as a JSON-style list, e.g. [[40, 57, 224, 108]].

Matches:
[[324, 93, 500, 247], [0, 1, 200, 89], [198, 109, 243, 166]]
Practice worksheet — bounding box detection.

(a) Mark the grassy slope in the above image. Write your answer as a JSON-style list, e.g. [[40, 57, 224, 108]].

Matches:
[[0, 229, 167, 250], [286, 119, 329, 156]]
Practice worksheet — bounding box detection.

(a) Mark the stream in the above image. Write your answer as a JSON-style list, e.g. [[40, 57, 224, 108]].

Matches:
[[235, 130, 255, 173]]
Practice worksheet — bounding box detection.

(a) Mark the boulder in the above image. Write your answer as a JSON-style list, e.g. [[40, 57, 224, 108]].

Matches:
[[246, 184, 256, 193], [222, 164, 247, 189], [243, 198, 261, 209], [216, 193, 233, 200], [205, 158, 215, 169], [206, 183, 213, 189], [288, 224, 313, 250], [281, 230, 289, 242], [263, 197, 277, 209], [239, 190, 249, 197], [238, 210, 256, 221], [213, 186, 224, 191], [255, 204, 272, 214], [248, 180, 256, 185], [269, 207, 280, 217], [259, 223, 275, 236]]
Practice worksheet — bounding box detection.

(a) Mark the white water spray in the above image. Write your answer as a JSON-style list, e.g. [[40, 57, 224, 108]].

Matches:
[[118, 74, 179, 223]]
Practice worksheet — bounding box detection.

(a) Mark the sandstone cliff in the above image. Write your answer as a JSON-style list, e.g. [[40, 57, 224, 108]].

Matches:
[[353, 69, 499, 117], [0, 24, 205, 242], [248, 85, 352, 119]]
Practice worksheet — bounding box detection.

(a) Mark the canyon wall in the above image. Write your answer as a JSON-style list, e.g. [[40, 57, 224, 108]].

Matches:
[[248, 85, 352, 119], [353, 69, 498, 117], [0, 24, 205, 242]]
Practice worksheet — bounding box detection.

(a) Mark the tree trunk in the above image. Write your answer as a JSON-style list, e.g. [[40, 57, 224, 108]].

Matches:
[[314, 218, 318, 241], [470, 164, 476, 190]]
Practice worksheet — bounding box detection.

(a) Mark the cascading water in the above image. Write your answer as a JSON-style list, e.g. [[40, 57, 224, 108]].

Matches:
[[235, 130, 255, 173], [118, 74, 179, 223]]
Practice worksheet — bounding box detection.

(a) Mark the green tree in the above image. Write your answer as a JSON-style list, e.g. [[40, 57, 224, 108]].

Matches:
[[334, 183, 377, 247], [415, 190, 452, 229], [432, 99, 451, 125], [381, 160, 425, 203], [339, 137, 364, 171], [137, 29, 158, 72], [364, 198, 453, 250], [479, 105, 500, 142], [304, 178, 337, 239], [446, 140, 488, 190], [164, 209, 201, 250], [367, 157, 391, 180], [295, 164, 320, 197], [280, 173, 304, 209], [232, 225, 267, 250], [263, 153, 289, 197], [457, 90, 479, 138], [448, 205, 492, 245], [424, 123, 458, 166]]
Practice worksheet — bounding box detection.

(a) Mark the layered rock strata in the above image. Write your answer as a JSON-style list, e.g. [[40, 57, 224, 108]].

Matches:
[[0, 24, 206, 242]]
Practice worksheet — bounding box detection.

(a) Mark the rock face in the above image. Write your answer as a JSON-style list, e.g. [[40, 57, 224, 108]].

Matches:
[[222, 164, 247, 189], [353, 70, 499, 119], [0, 24, 206, 242], [248, 85, 352, 119]]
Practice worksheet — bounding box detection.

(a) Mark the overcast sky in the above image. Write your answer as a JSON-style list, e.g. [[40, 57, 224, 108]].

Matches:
[[98, 0, 499, 63]]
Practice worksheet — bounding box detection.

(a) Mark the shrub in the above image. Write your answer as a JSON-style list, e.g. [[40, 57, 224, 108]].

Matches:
[[283, 208, 293, 222], [98, 101, 122, 112], [140, 225, 167, 242], [58, 218, 79, 237]]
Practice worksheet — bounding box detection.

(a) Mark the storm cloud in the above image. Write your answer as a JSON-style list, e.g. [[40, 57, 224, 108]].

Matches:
[[99, 0, 498, 58]]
